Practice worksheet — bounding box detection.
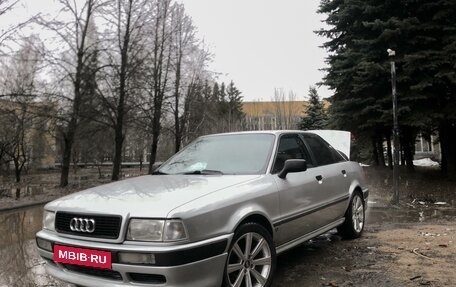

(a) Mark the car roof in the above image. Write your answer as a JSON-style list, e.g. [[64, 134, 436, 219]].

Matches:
[[201, 130, 317, 137]]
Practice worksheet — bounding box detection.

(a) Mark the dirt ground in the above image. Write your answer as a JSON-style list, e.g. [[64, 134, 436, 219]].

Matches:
[[273, 220, 456, 287]]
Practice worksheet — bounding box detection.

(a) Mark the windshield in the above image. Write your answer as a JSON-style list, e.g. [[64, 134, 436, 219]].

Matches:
[[158, 134, 275, 175]]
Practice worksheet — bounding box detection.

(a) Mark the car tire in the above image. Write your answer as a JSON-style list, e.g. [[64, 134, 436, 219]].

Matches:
[[222, 222, 276, 287], [337, 192, 365, 239]]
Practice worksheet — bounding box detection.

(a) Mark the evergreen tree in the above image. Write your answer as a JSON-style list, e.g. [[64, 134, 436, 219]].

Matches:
[[184, 80, 245, 137], [299, 86, 328, 130], [226, 81, 244, 121], [317, 0, 456, 174]]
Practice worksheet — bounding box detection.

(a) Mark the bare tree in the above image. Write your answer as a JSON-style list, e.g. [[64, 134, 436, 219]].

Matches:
[[170, 3, 196, 153], [0, 0, 41, 59], [0, 0, 20, 53], [272, 88, 300, 130], [37, 0, 101, 187], [0, 36, 43, 182], [177, 46, 212, 145], [147, 0, 173, 172], [97, 0, 150, 180]]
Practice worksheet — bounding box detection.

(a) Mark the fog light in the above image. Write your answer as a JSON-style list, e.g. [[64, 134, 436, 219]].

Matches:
[[36, 238, 52, 252], [118, 252, 156, 265]]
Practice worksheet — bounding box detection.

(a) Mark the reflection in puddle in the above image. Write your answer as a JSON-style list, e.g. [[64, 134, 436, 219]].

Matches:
[[0, 186, 44, 200], [0, 206, 69, 287]]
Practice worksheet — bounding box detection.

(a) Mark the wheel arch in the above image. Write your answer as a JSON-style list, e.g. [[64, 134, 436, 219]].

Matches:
[[348, 180, 364, 198], [345, 180, 365, 211], [234, 212, 275, 238]]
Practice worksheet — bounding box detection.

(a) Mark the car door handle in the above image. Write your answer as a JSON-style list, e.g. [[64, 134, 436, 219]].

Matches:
[[315, 175, 323, 183], [341, 170, 347, 177]]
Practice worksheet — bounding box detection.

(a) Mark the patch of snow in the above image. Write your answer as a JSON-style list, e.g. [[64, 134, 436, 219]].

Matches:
[[434, 202, 448, 205], [413, 158, 439, 167]]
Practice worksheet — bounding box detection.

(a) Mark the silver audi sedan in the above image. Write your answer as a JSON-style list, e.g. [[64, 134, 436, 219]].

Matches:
[[36, 130, 368, 287]]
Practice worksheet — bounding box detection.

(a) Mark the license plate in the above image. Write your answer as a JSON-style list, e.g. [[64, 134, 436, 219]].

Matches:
[[53, 245, 112, 269]]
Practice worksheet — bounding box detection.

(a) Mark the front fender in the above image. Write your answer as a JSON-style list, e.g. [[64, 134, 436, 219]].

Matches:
[[167, 175, 280, 244]]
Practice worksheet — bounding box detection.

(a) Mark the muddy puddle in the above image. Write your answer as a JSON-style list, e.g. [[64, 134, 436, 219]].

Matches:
[[0, 206, 69, 287]]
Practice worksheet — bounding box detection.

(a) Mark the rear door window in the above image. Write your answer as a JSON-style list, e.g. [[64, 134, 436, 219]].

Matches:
[[302, 134, 344, 166]]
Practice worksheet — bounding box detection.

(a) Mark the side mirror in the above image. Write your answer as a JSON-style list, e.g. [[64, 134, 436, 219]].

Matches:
[[278, 159, 307, 179]]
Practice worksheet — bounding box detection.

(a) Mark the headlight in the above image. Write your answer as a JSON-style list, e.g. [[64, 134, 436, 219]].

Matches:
[[164, 220, 188, 241], [42, 210, 55, 231], [127, 219, 165, 241], [127, 219, 188, 242]]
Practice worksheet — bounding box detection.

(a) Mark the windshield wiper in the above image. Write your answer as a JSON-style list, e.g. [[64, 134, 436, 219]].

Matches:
[[182, 169, 224, 175]]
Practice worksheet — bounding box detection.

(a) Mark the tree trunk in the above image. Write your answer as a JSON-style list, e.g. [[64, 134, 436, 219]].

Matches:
[[14, 159, 21, 183], [439, 121, 456, 180], [400, 143, 405, 166], [174, 85, 181, 153], [404, 145, 415, 171], [372, 137, 379, 166], [147, 1, 171, 174], [174, 53, 182, 153], [57, 3, 92, 187], [377, 136, 385, 167], [60, 135, 73, 187], [402, 126, 415, 171], [111, 86, 126, 181], [386, 132, 393, 169], [112, 125, 124, 181], [175, 123, 181, 153], [111, 6, 131, 181], [97, 164, 102, 179], [58, 51, 83, 187], [148, 107, 162, 173]]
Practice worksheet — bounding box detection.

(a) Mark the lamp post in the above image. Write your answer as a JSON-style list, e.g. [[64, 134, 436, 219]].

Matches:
[[388, 49, 400, 205]]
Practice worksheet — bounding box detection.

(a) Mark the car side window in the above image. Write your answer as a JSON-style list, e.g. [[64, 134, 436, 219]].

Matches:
[[302, 134, 342, 166], [331, 148, 348, 162], [272, 134, 313, 174]]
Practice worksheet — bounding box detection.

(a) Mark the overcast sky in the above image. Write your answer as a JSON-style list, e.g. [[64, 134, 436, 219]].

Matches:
[[180, 0, 331, 101], [2, 0, 330, 102]]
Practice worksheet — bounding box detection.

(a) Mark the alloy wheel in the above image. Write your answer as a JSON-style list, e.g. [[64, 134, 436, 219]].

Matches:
[[352, 195, 364, 233], [226, 232, 272, 287]]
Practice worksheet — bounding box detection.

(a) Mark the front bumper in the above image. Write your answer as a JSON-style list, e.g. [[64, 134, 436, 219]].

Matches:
[[36, 230, 232, 287]]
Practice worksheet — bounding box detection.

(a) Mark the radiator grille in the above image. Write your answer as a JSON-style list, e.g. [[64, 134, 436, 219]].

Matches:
[[55, 212, 122, 239]]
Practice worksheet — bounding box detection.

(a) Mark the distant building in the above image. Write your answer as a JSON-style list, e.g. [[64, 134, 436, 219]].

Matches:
[[414, 133, 441, 161], [242, 101, 307, 130]]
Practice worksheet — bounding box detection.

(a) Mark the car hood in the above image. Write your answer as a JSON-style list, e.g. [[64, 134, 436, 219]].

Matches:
[[45, 174, 260, 218]]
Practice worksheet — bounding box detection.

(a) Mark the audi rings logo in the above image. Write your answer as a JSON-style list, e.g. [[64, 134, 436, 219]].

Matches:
[[69, 218, 96, 233]]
